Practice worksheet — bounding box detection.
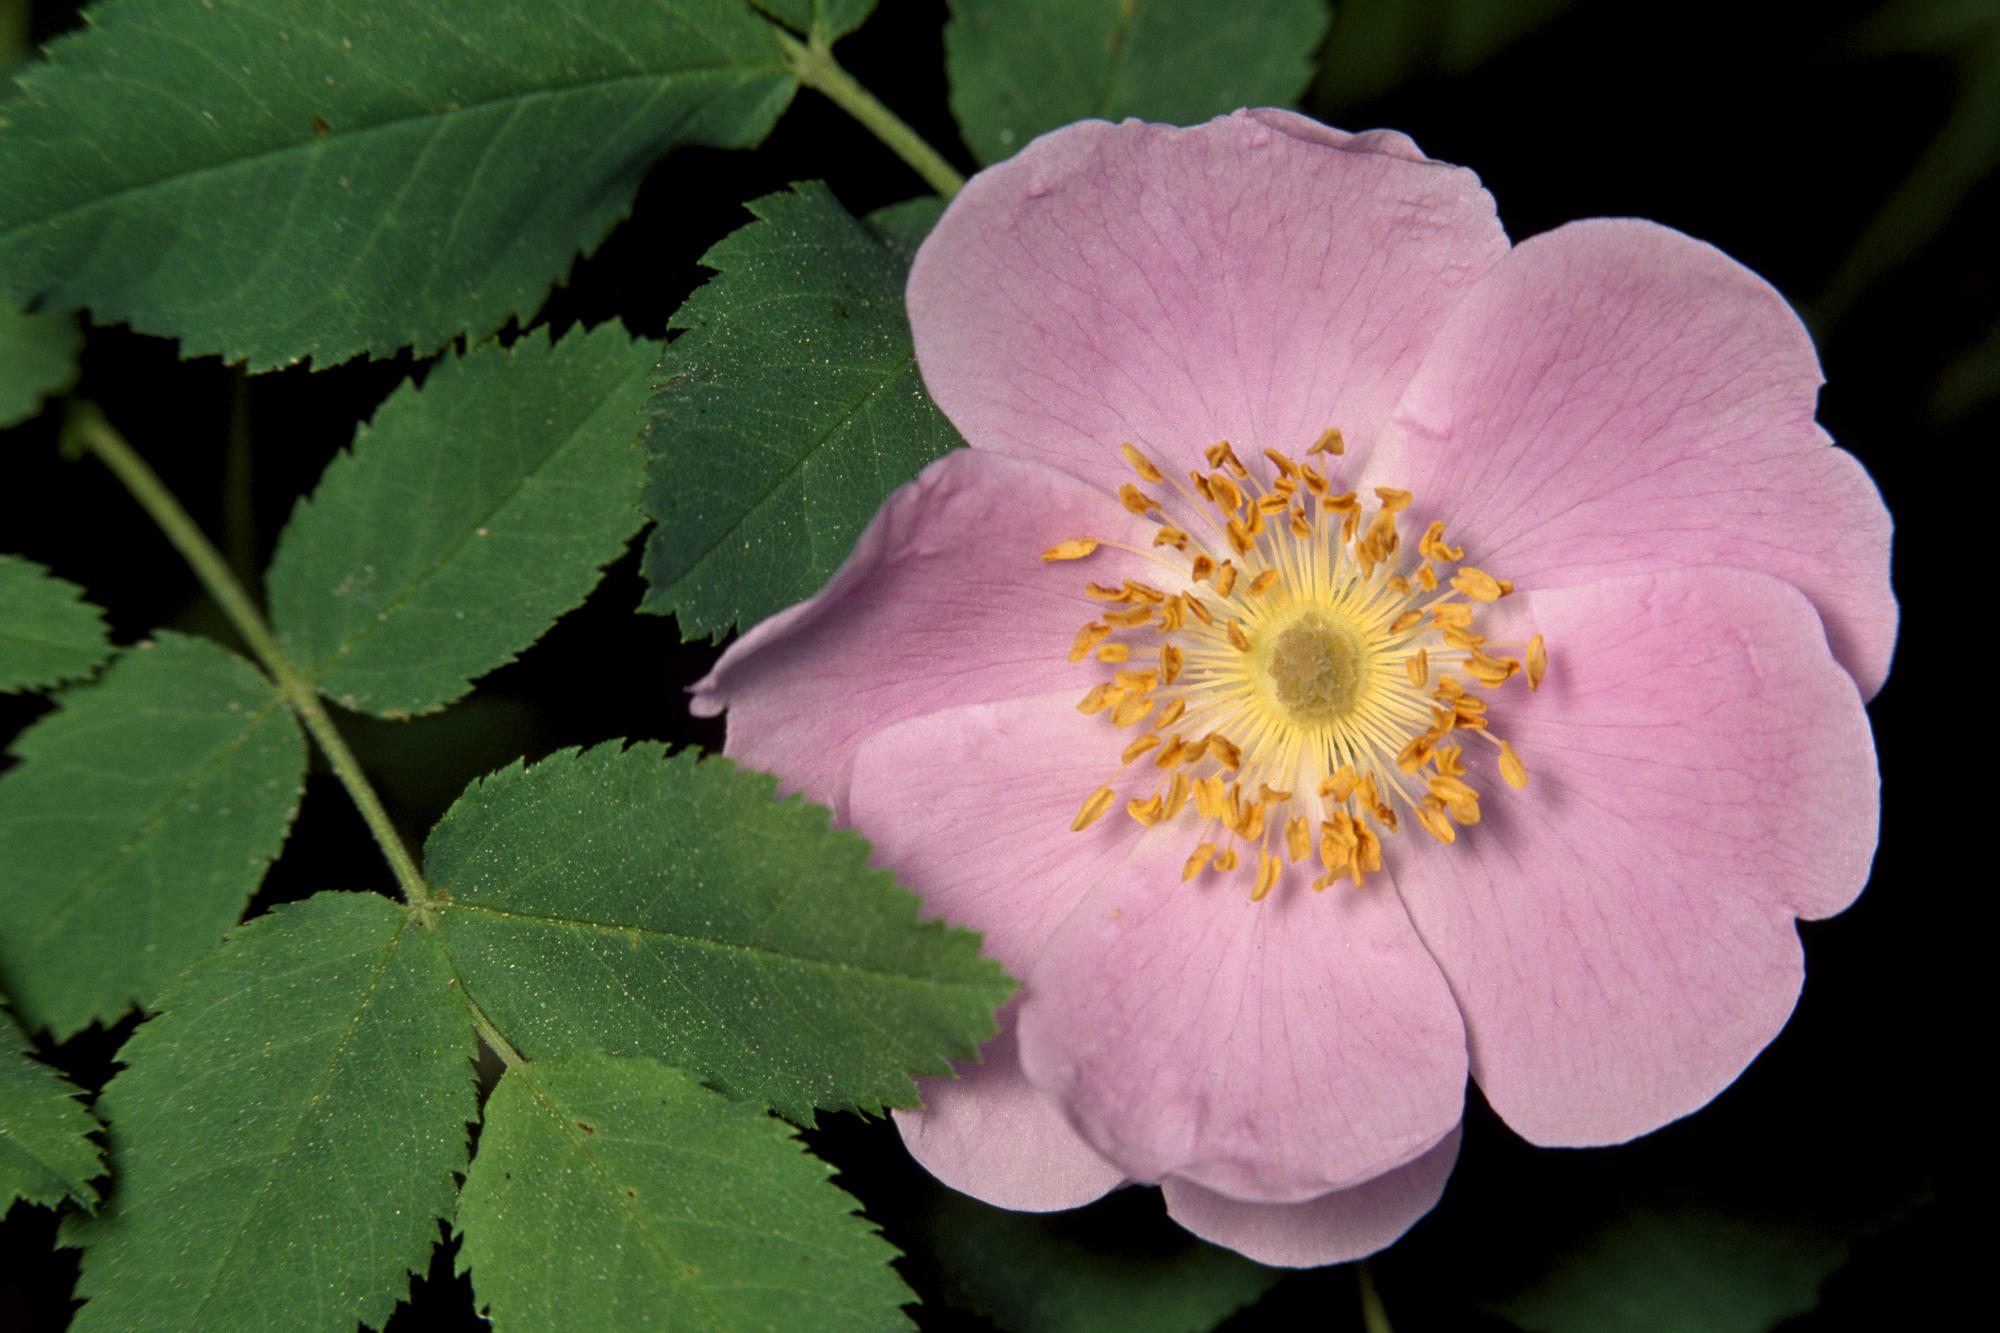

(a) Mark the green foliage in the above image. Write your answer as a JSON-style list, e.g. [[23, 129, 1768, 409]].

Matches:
[[0, 555, 111, 692], [0, 632, 305, 1038], [0, 304, 81, 427], [1311, 0, 1573, 109], [457, 1051, 912, 1332], [944, 0, 1330, 164], [752, 0, 878, 43], [62, 892, 477, 1333], [426, 742, 1012, 1123], [921, 1190, 1279, 1333], [0, 0, 794, 369], [1821, 6, 2000, 324], [1485, 1200, 1849, 1333], [639, 183, 960, 641], [266, 324, 659, 717], [0, 1002, 103, 1212]]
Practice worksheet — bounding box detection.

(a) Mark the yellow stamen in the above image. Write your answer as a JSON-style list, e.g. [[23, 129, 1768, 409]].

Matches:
[[1121, 734, 1161, 764], [1110, 692, 1155, 729], [1286, 816, 1312, 863], [1077, 682, 1122, 714], [1069, 622, 1111, 662], [1054, 433, 1544, 901], [1119, 483, 1160, 514], [1450, 566, 1505, 601], [1072, 786, 1115, 831], [1121, 443, 1165, 482], [1251, 850, 1281, 902]]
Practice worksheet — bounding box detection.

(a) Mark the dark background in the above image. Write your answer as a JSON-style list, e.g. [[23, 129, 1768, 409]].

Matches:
[[1, 0, 1980, 1328]]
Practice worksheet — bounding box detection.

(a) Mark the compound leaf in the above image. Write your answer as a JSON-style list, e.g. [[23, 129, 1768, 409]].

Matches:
[[0, 303, 82, 427], [427, 743, 1012, 1124], [945, 0, 1330, 165], [0, 632, 305, 1038], [638, 184, 960, 642], [0, 1001, 103, 1213], [458, 1051, 911, 1332], [751, 0, 877, 43], [0, 555, 111, 693], [62, 892, 478, 1333], [0, 0, 795, 369], [266, 324, 658, 717], [1486, 1200, 1849, 1333], [920, 1188, 1279, 1333]]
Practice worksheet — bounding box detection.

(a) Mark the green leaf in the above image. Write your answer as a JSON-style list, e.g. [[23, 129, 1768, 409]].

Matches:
[[427, 743, 1012, 1123], [1820, 24, 2000, 321], [457, 1051, 911, 1332], [1311, 0, 1575, 110], [0, 1001, 104, 1212], [751, 0, 877, 43], [0, 0, 795, 369], [920, 1189, 1278, 1333], [945, 0, 1330, 165], [638, 183, 960, 641], [62, 892, 478, 1333], [1486, 1200, 1849, 1333], [0, 632, 305, 1038], [0, 555, 112, 692], [0, 303, 82, 427], [266, 324, 659, 717]]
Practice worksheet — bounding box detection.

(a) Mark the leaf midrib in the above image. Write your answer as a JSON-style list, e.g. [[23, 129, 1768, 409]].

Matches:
[[181, 909, 412, 1329], [2, 61, 788, 247], [296, 347, 654, 694], [24, 690, 294, 959], [444, 900, 994, 991]]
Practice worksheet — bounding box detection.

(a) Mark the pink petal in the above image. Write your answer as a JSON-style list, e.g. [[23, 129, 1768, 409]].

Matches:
[[894, 1001, 1125, 1212], [840, 692, 1161, 978], [1162, 1124, 1461, 1267], [691, 449, 1155, 805], [1016, 838, 1467, 1203], [1363, 218, 1895, 697], [1393, 568, 1878, 1147], [908, 111, 1509, 495]]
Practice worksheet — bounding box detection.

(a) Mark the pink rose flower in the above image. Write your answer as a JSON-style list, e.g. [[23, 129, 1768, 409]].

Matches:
[[691, 110, 1894, 1267]]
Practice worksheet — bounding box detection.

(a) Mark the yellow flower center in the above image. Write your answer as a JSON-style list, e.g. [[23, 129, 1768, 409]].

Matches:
[[1044, 430, 1548, 900]]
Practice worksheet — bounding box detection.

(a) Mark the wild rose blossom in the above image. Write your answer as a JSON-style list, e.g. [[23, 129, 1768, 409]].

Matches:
[[692, 110, 1894, 1266]]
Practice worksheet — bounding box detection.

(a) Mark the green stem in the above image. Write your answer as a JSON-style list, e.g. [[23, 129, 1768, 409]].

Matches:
[[467, 999, 525, 1070], [64, 401, 433, 911], [1357, 1261, 1394, 1333], [777, 27, 965, 198]]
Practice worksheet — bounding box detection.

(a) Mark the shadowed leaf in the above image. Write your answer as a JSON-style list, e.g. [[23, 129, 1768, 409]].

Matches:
[[458, 1051, 911, 1331], [0, 0, 794, 368], [427, 743, 1012, 1123]]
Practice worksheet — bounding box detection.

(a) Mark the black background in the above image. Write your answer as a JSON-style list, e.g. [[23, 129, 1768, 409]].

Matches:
[[1, 1, 1979, 1329]]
